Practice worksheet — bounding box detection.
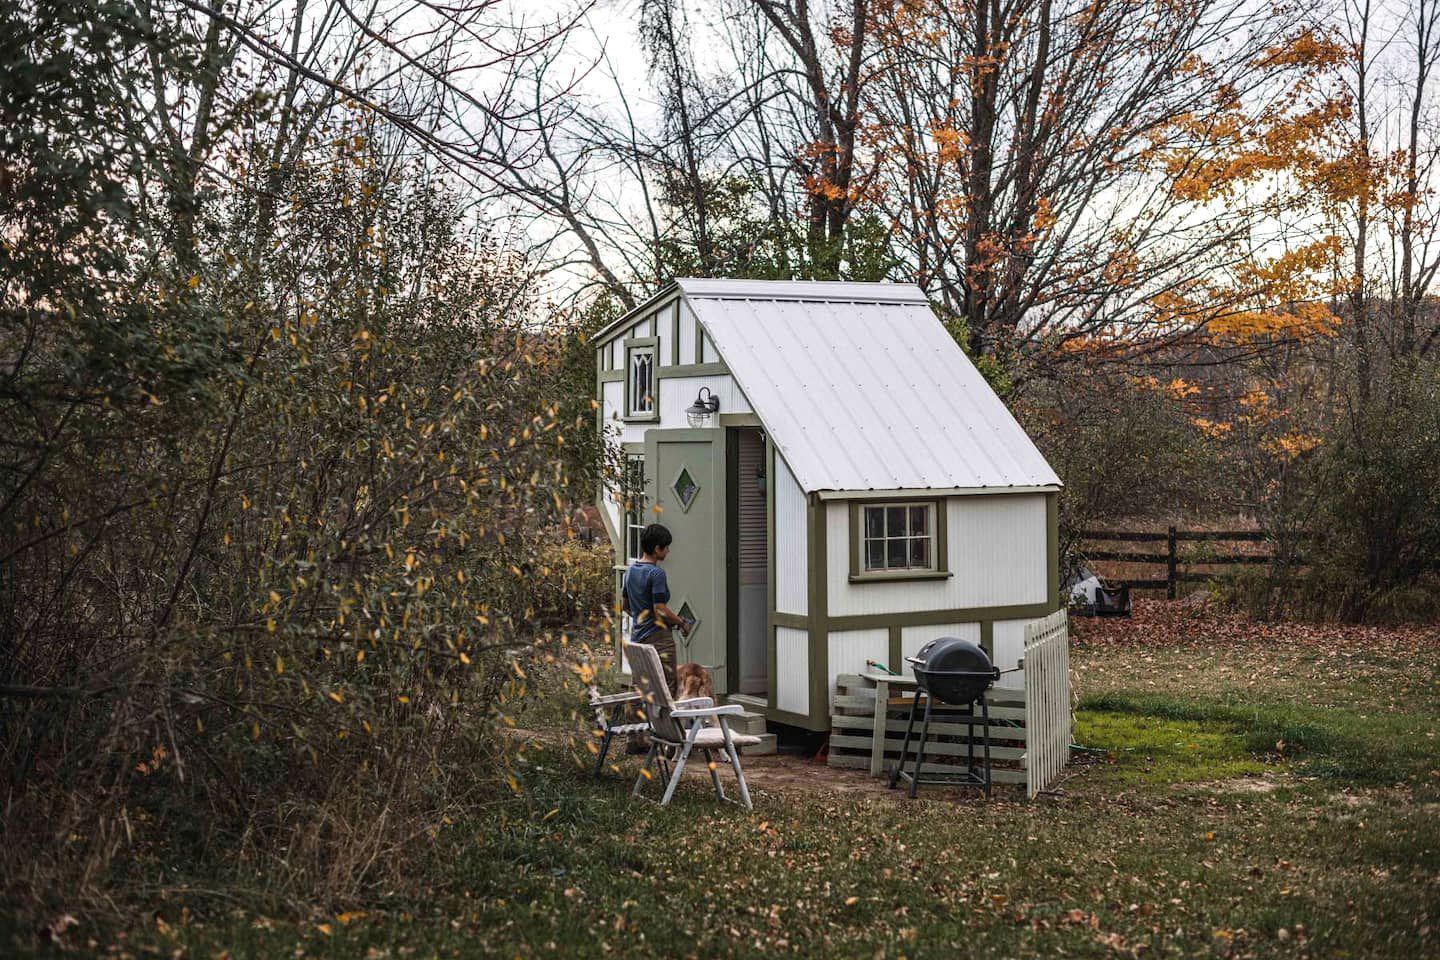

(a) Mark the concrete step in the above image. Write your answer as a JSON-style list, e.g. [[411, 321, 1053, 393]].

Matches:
[[728, 708, 769, 737], [741, 732, 778, 756]]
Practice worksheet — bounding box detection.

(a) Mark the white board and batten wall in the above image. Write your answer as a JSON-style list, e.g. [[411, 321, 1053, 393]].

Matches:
[[823, 493, 1050, 699], [773, 452, 810, 715], [596, 297, 750, 540]]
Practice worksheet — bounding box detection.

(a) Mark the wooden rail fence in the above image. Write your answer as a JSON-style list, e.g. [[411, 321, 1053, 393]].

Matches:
[[1078, 527, 1302, 599]]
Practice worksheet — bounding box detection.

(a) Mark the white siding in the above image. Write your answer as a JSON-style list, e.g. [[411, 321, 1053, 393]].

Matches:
[[599, 488, 621, 544], [775, 453, 808, 615], [826, 494, 1047, 617], [992, 618, 1034, 688], [899, 622, 980, 677], [776, 626, 809, 715], [602, 374, 751, 448], [827, 628, 888, 704], [601, 380, 623, 430], [699, 329, 715, 364], [677, 301, 697, 365]]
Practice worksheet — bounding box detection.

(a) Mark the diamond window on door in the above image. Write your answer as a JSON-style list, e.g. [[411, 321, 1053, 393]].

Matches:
[[675, 600, 701, 647], [672, 466, 700, 512]]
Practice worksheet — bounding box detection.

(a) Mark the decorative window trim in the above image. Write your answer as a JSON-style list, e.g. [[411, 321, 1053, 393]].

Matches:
[[623, 337, 660, 422], [670, 462, 701, 513], [847, 499, 951, 583]]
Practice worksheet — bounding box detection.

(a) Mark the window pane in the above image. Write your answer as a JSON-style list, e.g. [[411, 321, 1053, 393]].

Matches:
[[909, 538, 931, 569], [865, 506, 885, 539], [887, 539, 907, 569], [886, 506, 907, 537], [910, 505, 928, 535], [865, 539, 884, 570]]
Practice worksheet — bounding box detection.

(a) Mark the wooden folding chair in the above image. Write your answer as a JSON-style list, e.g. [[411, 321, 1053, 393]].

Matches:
[[623, 641, 759, 808]]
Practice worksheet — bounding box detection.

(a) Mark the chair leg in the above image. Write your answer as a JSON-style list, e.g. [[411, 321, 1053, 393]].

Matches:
[[721, 722, 753, 810], [703, 748, 726, 800], [631, 741, 658, 798], [660, 737, 695, 806], [594, 726, 613, 779], [909, 693, 934, 799]]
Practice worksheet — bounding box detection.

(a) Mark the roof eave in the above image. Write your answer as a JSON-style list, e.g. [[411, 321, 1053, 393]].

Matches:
[[589, 282, 682, 349], [812, 484, 1063, 500]]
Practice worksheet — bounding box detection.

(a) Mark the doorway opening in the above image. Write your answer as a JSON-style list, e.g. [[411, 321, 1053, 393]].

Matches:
[[729, 427, 769, 697]]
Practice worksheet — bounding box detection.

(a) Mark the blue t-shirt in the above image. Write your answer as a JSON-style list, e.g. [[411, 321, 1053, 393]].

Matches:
[[623, 561, 670, 643]]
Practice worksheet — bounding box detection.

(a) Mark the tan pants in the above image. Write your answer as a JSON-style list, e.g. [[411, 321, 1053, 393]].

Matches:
[[627, 628, 676, 752]]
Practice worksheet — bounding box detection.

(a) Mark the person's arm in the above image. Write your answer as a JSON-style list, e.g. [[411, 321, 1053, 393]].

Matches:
[[650, 568, 688, 635], [619, 572, 630, 616], [654, 602, 689, 635]]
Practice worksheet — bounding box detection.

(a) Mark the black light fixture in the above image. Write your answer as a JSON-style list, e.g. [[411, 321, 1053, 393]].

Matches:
[[685, 387, 720, 427]]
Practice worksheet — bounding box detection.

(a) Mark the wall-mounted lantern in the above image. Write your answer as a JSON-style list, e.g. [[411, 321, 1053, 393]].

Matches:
[[686, 387, 720, 428]]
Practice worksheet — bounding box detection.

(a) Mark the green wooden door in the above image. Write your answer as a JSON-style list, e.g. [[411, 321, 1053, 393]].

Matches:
[[645, 428, 727, 689]]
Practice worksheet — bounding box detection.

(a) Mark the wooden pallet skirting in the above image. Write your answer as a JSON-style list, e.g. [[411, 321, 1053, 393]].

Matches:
[[826, 674, 1030, 786]]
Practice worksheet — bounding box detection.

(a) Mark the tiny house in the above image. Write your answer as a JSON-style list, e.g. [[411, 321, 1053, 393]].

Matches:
[[594, 279, 1062, 732]]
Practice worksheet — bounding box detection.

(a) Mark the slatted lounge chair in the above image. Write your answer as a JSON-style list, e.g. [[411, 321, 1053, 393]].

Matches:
[[586, 685, 648, 778], [623, 641, 759, 809]]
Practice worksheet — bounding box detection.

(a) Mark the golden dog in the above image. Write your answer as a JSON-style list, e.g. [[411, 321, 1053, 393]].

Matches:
[[674, 662, 714, 703]]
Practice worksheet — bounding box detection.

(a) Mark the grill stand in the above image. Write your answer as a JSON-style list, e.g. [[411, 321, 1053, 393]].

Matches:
[[886, 689, 992, 798]]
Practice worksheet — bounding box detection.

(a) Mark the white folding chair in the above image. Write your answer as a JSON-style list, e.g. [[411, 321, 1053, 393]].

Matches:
[[623, 641, 758, 809], [586, 685, 647, 778]]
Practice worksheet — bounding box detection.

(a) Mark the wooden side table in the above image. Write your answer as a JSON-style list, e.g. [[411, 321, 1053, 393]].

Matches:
[[861, 671, 919, 776]]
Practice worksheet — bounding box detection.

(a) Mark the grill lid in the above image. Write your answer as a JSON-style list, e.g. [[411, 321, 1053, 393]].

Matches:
[[906, 637, 998, 704]]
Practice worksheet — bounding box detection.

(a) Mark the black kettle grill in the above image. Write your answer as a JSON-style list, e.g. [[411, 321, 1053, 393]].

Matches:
[[888, 637, 1008, 798]]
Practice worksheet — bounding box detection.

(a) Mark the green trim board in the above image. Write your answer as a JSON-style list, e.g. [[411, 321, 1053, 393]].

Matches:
[[847, 498, 950, 582], [765, 436, 778, 711], [771, 611, 807, 629], [888, 625, 902, 676], [621, 337, 660, 423], [599, 361, 730, 385], [805, 493, 830, 730], [827, 602, 1054, 632]]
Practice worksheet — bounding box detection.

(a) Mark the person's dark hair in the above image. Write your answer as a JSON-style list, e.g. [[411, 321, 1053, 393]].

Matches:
[[640, 523, 672, 555]]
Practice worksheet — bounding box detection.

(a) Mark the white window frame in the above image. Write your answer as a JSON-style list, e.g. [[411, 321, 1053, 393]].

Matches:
[[623, 453, 646, 562]]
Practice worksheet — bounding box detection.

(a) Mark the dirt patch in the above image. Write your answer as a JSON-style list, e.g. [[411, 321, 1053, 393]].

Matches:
[[1193, 775, 1281, 794]]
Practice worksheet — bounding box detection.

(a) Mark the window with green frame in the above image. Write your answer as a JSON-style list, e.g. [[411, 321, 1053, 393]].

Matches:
[[862, 502, 937, 572], [624, 338, 658, 420]]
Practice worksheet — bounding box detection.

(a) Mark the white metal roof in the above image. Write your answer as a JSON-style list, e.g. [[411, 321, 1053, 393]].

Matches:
[[678, 278, 1061, 493]]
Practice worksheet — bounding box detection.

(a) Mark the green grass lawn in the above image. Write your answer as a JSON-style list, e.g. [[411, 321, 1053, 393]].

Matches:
[[10, 608, 1439, 958]]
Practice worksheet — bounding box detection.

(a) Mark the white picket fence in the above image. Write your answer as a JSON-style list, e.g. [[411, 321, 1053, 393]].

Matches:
[[1023, 610, 1072, 798]]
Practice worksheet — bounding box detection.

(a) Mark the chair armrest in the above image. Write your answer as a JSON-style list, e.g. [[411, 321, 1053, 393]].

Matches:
[[672, 704, 744, 719], [674, 696, 714, 709], [590, 691, 643, 706]]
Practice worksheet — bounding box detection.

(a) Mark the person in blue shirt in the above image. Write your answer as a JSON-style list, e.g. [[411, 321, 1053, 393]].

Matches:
[[621, 523, 690, 691]]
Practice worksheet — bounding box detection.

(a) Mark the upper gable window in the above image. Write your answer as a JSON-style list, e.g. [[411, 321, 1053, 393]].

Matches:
[[624, 337, 659, 421]]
